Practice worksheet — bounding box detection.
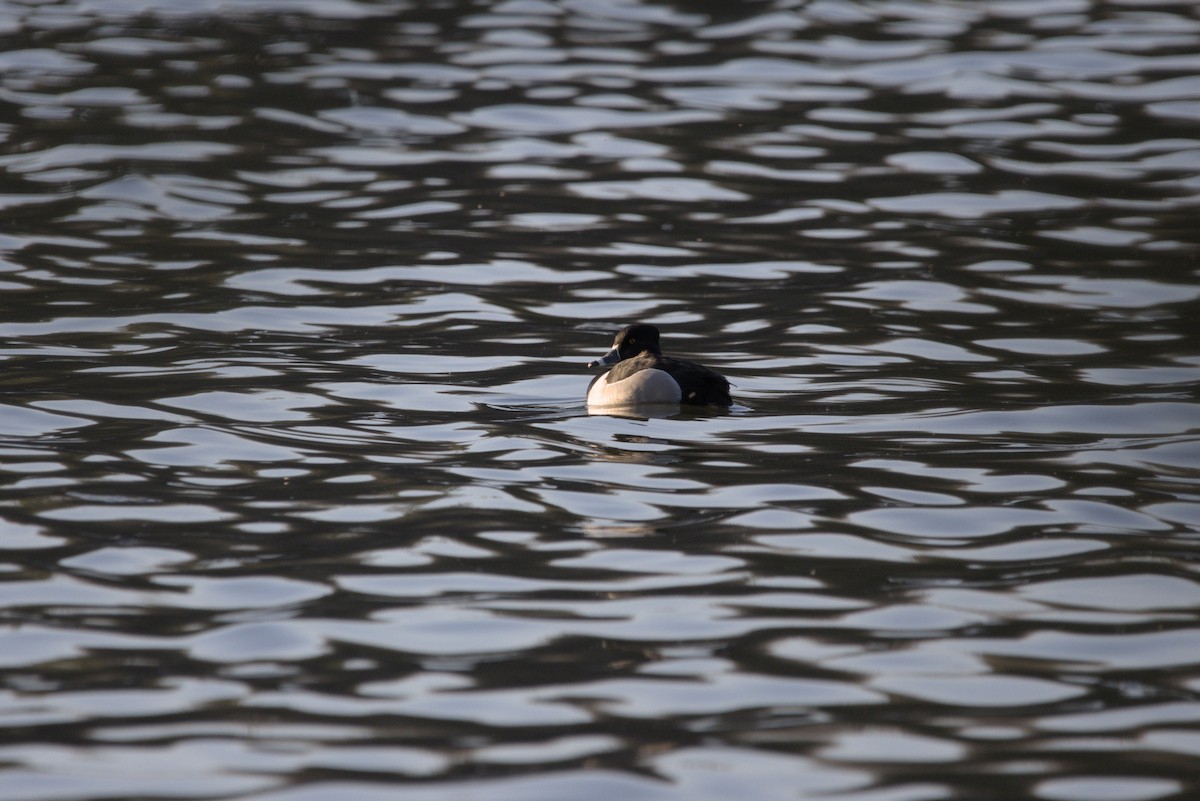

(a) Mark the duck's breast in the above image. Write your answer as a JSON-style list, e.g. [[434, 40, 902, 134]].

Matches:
[[587, 368, 682, 407]]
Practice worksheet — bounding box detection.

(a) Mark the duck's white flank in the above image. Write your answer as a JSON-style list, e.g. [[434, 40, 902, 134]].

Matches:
[[587, 368, 682, 407]]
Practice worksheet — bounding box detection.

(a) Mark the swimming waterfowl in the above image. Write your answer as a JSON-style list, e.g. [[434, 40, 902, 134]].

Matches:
[[586, 323, 732, 408]]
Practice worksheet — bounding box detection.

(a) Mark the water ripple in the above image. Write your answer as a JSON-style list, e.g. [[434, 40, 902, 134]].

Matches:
[[1, 1, 1198, 800]]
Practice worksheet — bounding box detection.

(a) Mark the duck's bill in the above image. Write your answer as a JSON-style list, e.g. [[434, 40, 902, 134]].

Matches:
[[587, 348, 621, 369]]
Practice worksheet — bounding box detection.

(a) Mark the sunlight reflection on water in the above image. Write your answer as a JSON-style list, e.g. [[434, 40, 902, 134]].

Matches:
[[0, 1, 1198, 800]]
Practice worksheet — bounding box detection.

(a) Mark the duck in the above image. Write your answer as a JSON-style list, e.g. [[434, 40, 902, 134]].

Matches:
[[586, 323, 732, 408]]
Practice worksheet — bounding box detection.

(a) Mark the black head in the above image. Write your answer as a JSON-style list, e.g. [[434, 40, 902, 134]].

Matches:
[[586, 322, 662, 369], [611, 323, 662, 359]]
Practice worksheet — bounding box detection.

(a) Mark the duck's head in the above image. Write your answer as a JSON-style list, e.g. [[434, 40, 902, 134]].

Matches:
[[587, 323, 662, 368]]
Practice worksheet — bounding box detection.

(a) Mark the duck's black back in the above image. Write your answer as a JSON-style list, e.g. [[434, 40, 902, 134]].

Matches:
[[660, 355, 732, 406]]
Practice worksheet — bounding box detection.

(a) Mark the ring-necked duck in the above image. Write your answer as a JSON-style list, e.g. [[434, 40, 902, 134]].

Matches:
[[586, 323, 732, 408]]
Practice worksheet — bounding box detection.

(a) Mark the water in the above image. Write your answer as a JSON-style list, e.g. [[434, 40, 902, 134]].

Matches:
[[1, 1, 1199, 799]]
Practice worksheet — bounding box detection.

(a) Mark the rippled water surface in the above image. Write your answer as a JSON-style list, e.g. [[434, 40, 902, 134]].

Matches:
[[2, 1, 1200, 799]]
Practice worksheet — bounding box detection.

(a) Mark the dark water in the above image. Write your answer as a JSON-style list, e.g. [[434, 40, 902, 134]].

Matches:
[[2, 1, 1200, 799]]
